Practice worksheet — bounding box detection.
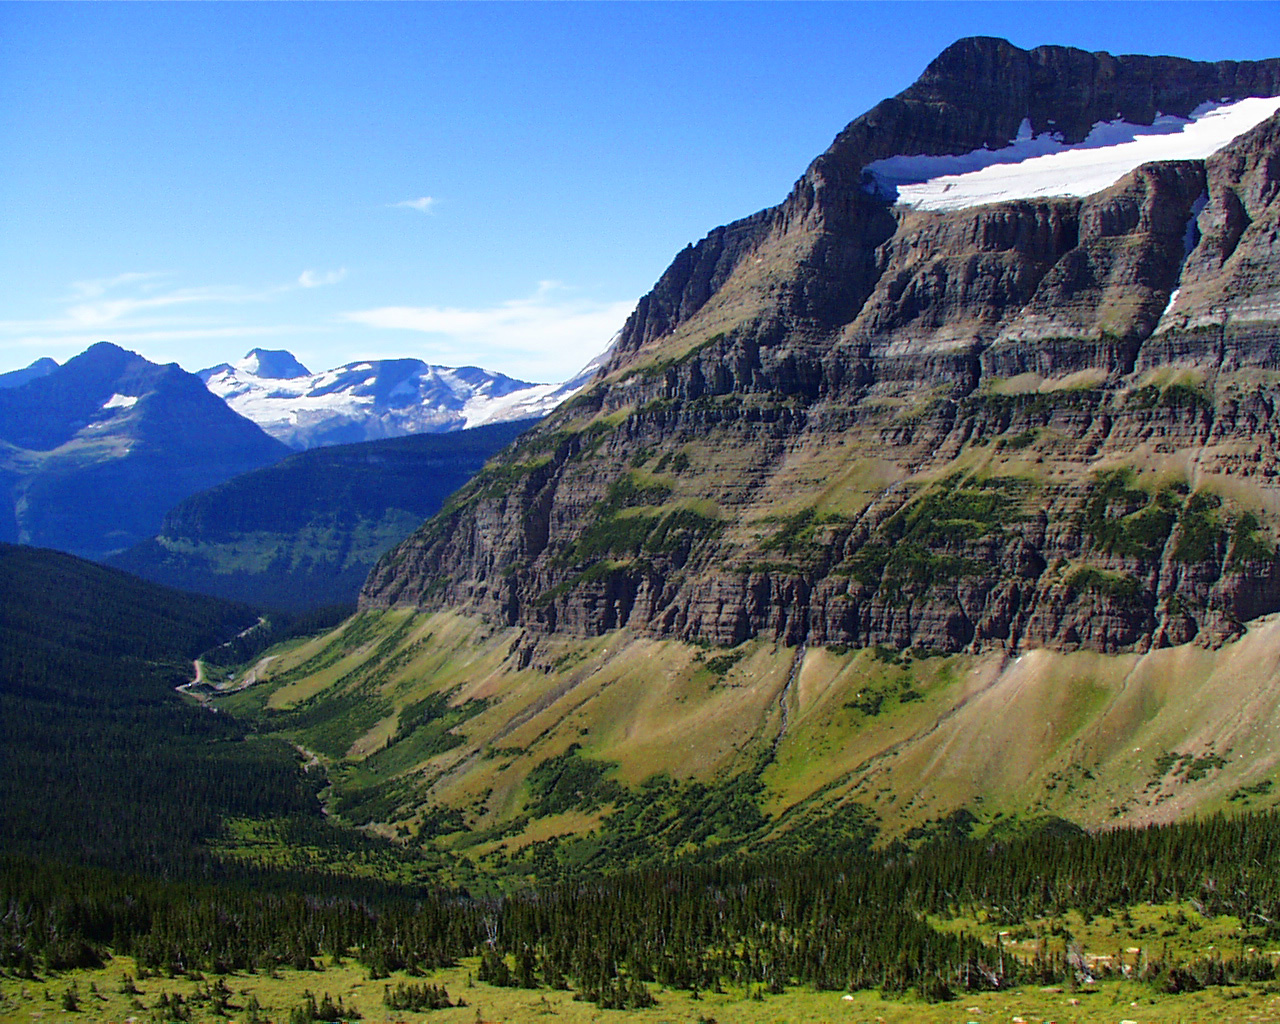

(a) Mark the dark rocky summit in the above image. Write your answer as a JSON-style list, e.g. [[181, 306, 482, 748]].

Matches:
[[607, 37, 1280, 369], [362, 38, 1280, 657]]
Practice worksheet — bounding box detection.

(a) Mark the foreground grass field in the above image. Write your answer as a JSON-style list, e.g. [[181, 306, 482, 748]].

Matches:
[[5, 953, 1280, 1024]]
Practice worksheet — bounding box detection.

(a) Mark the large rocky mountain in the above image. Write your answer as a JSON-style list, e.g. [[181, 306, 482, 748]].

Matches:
[[363, 37, 1280, 658], [209, 40, 1280, 865], [201, 348, 598, 450], [0, 343, 289, 559], [110, 419, 536, 610]]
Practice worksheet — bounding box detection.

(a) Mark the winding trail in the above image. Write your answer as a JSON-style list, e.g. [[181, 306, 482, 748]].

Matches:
[[177, 659, 211, 705], [176, 616, 272, 707]]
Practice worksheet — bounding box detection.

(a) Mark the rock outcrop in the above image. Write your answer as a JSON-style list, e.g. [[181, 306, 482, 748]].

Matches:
[[363, 38, 1280, 657]]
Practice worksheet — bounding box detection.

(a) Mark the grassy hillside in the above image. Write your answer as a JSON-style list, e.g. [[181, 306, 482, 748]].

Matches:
[[210, 603, 1280, 884]]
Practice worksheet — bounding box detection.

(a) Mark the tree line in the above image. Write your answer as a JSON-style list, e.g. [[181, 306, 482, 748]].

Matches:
[[4, 811, 1279, 1007]]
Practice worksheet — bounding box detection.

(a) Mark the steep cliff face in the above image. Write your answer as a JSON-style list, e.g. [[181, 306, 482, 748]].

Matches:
[[1154, 110, 1280, 354], [605, 38, 1280, 368], [364, 39, 1280, 658]]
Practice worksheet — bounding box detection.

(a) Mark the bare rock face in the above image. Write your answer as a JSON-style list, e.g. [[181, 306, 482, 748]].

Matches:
[[602, 38, 1280, 370], [363, 38, 1280, 657], [1151, 110, 1280, 368]]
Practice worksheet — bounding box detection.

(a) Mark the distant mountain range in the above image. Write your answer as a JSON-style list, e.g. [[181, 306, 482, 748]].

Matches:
[[0, 343, 289, 560], [0, 341, 602, 564], [200, 348, 600, 449]]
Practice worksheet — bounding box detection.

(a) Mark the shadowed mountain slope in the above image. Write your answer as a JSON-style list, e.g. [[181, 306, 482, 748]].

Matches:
[[110, 420, 537, 610], [0, 343, 289, 560], [0, 357, 57, 390]]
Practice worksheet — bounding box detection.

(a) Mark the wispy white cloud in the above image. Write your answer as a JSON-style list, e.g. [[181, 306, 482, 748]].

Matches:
[[298, 268, 347, 289], [343, 283, 632, 380], [68, 271, 169, 300], [4, 269, 339, 339], [1, 270, 632, 383], [0, 270, 336, 371], [64, 285, 261, 329], [393, 196, 436, 213]]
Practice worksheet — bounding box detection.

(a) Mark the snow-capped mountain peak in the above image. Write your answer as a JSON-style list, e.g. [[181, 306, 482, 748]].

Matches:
[[237, 348, 312, 380], [200, 349, 605, 449], [865, 95, 1280, 211]]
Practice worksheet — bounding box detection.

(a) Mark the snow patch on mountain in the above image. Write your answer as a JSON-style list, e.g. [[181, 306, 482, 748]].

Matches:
[[866, 96, 1280, 211], [103, 393, 139, 410], [201, 348, 607, 450]]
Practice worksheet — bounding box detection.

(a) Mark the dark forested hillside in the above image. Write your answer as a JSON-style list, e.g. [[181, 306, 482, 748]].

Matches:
[[110, 420, 536, 610], [0, 544, 316, 874]]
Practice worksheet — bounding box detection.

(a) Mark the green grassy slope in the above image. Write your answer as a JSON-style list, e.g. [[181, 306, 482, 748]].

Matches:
[[213, 603, 1280, 884]]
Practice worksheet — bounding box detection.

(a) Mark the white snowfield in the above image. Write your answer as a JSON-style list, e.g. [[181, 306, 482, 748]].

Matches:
[[102, 393, 138, 410], [202, 348, 603, 450], [865, 96, 1280, 212]]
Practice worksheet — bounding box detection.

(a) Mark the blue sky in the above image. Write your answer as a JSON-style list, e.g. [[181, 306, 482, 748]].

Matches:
[[3, 2, 1280, 382]]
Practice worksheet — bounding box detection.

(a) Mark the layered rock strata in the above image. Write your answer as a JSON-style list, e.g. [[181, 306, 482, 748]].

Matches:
[[363, 39, 1280, 656]]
